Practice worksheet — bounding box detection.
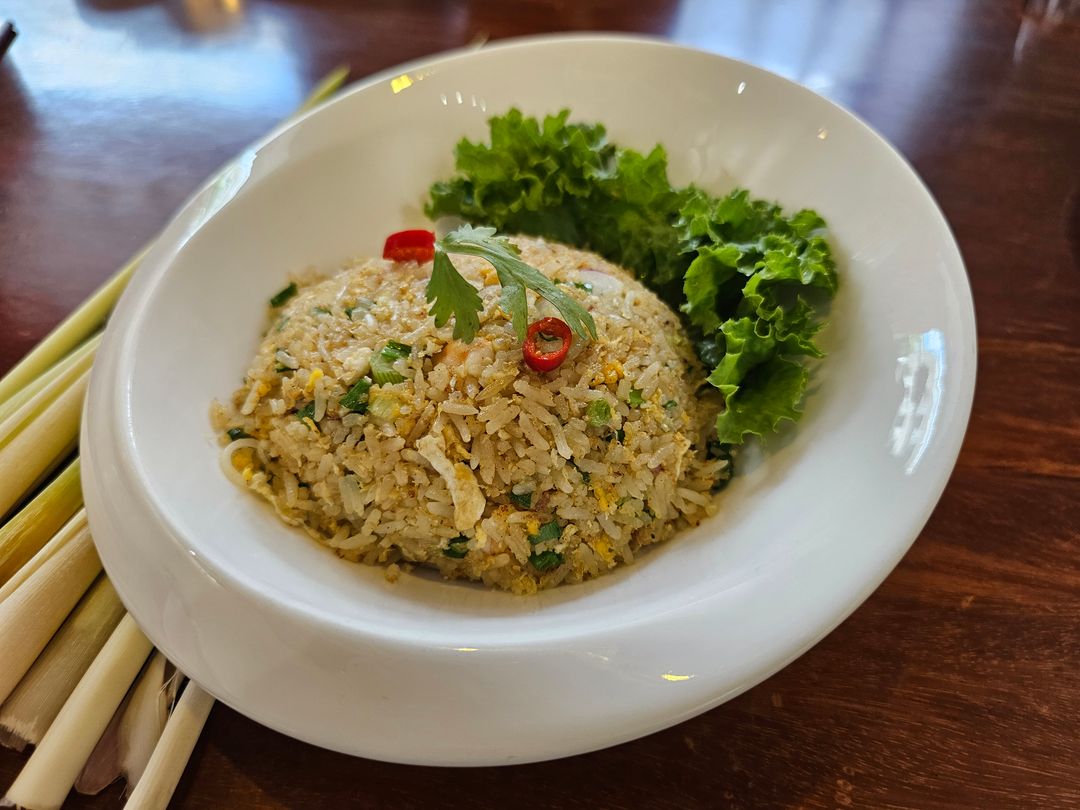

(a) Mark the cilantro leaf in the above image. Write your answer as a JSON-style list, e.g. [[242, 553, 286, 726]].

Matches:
[[434, 224, 596, 342], [426, 249, 483, 342]]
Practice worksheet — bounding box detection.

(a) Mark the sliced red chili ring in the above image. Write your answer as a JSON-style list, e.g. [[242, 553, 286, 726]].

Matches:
[[383, 229, 435, 263], [523, 317, 572, 373]]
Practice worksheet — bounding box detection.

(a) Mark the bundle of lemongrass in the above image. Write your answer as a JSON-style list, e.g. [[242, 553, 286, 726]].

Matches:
[[0, 67, 348, 810]]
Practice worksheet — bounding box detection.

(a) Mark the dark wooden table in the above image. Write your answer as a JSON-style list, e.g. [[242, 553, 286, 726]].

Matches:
[[2, 1, 1079, 807]]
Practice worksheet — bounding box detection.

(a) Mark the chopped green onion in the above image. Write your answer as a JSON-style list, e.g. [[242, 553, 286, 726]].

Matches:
[[527, 520, 562, 545], [628, 389, 644, 408], [509, 491, 533, 509], [312, 306, 332, 315], [274, 365, 291, 373], [366, 393, 399, 421], [370, 364, 404, 386], [370, 341, 412, 386], [529, 550, 564, 571], [616, 428, 626, 443], [585, 399, 611, 427], [225, 428, 251, 441], [663, 400, 678, 410], [442, 536, 469, 558], [270, 283, 298, 308], [275, 316, 290, 333], [573, 281, 593, 292], [296, 401, 316, 426], [339, 377, 372, 413]]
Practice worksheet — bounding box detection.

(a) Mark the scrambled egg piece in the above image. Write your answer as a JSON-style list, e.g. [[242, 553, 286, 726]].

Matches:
[[416, 433, 485, 531], [592, 361, 624, 386], [591, 480, 617, 514], [591, 537, 616, 566]]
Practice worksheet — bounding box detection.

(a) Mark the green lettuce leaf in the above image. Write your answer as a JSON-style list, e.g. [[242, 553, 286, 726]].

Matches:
[[426, 109, 839, 446], [713, 357, 809, 445]]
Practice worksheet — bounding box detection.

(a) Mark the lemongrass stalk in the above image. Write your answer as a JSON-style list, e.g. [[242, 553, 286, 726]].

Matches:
[[119, 653, 175, 791], [0, 65, 348, 423], [0, 368, 54, 428], [0, 66, 349, 416], [124, 681, 214, 810], [0, 509, 86, 604], [75, 651, 173, 795], [0, 333, 100, 426], [0, 368, 88, 520], [0, 575, 124, 751], [296, 64, 350, 114], [3, 614, 152, 810], [0, 65, 349, 419], [0, 458, 82, 588], [0, 252, 144, 411], [0, 523, 100, 707], [0, 334, 99, 455], [119, 653, 177, 791]]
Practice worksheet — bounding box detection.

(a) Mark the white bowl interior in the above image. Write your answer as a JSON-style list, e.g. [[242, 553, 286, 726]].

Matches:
[[87, 38, 974, 762], [122, 39, 971, 641]]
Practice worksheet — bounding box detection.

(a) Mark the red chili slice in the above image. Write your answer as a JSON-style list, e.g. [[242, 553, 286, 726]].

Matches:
[[523, 317, 573, 373], [383, 229, 435, 263]]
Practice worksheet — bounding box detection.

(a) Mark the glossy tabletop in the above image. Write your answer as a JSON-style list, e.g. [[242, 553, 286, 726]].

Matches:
[[1, 1, 1078, 808]]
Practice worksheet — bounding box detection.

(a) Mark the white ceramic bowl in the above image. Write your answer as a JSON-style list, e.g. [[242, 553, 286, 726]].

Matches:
[[82, 35, 975, 765]]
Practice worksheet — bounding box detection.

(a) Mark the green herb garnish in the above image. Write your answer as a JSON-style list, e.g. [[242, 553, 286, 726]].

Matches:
[[270, 283, 298, 308], [663, 400, 678, 410], [509, 491, 533, 509], [370, 341, 412, 386], [226, 428, 251, 441], [442, 536, 469, 558], [585, 399, 611, 427], [627, 389, 644, 408], [573, 281, 593, 292], [339, 377, 372, 413], [296, 401, 316, 426], [529, 550, 564, 571], [528, 520, 562, 545], [275, 364, 291, 373], [426, 225, 597, 343]]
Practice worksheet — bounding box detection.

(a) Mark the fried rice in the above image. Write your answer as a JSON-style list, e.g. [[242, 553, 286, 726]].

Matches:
[[212, 237, 728, 594]]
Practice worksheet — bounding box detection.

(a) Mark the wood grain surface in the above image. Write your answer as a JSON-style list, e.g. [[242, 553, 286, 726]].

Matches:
[[2, 1, 1078, 807]]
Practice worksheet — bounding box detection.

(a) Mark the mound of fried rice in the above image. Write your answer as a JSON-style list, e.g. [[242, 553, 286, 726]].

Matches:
[[212, 237, 727, 594]]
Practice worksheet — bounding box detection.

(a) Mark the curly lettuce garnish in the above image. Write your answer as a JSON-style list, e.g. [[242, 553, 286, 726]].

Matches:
[[427, 109, 838, 444]]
